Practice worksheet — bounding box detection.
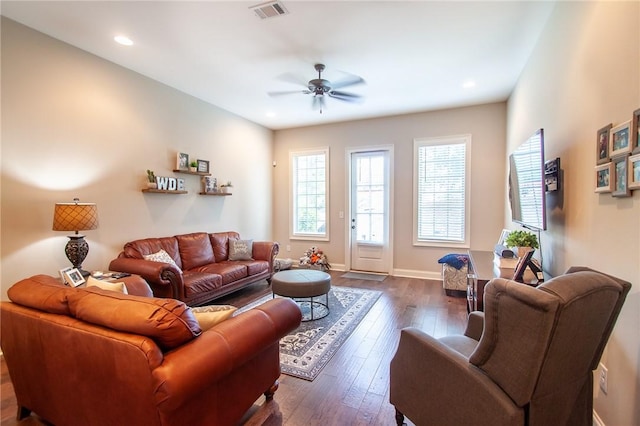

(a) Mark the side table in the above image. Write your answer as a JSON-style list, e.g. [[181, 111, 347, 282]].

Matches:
[[91, 272, 153, 297]]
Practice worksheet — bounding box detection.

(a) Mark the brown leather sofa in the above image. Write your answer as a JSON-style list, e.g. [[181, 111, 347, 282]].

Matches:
[[1, 275, 302, 426], [109, 231, 279, 306]]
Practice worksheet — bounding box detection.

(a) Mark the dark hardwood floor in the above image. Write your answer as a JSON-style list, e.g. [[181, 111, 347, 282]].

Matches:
[[1, 272, 468, 426]]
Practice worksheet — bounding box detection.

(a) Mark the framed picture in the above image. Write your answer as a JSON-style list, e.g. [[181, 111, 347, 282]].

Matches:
[[197, 159, 210, 173], [595, 162, 614, 193], [612, 155, 631, 198], [203, 176, 217, 193], [63, 268, 85, 287], [596, 123, 612, 164], [176, 152, 189, 171], [513, 249, 534, 283], [609, 120, 632, 158], [632, 108, 640, 154], [497, 229, 510, 246], [628, 153, 640, 190], [59, 266, 73, 283]]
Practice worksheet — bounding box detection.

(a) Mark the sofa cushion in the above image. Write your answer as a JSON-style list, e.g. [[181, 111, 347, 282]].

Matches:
[[229, 239, 253, 261], [67, 287, 201, 350], [86, 276, 128, 294], [7, 275, 74, 315], [123, 236, 182, 269], [190, 305, 237, 331], [176, 232, 215, 270], [143, 249, 182, 271]]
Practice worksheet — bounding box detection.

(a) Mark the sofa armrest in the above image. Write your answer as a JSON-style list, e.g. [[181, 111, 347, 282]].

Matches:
[[252, 241, 280, 274], [464, 311, 484, 341], [109, 257, 184, 300], [152, 298, 301, 410], [390, 328, 522, 426]]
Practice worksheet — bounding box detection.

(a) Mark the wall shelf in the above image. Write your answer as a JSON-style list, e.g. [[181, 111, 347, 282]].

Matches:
[[199, 192, 232, 196], [173, 169, 211, 176], [142, 189, 188, 194]]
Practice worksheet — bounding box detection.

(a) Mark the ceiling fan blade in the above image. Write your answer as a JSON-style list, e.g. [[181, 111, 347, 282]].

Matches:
[[276, 72, 309, 88], [328, 90, 364, 103], [268, 89, 311, 97], [330, 75, 365, 90]]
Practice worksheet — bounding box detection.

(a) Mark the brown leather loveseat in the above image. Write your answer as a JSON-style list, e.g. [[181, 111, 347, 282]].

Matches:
[[1, 275, 302, 426], [109, 231, 278, 306]]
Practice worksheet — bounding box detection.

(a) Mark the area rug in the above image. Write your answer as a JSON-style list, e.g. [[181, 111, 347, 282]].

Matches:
[[238, 286, 381, 381], [341, 271, 388, 282]]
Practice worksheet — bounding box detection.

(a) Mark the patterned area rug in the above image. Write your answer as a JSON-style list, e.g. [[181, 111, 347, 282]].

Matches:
[[238, 286, 381, 381]]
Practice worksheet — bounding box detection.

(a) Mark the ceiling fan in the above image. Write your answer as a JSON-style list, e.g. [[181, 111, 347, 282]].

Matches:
[[268, 63, 365, 113]]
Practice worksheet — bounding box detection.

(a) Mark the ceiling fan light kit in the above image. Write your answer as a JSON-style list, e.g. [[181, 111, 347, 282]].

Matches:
[[268, 63, 365, 113]]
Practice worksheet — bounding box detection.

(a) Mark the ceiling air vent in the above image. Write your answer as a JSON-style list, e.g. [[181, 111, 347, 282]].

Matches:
[[250, 1, 289, 20]]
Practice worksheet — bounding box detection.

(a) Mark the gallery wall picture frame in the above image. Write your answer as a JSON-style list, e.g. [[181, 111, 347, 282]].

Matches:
[[177, 152, 190, 171], [596, 123, 612, 164], [197, 159, 210, 173], [629, 153, 640, 190], [609, 120, 632, 158], [632, 108, 640, 154], [595, 162, 614, 193], [611, 155, 631, 198]]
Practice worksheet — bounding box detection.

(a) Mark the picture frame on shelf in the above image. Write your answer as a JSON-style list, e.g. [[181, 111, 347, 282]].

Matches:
[[612, 155, 631, 198], [628, 153, 640, 190], [595, 162, 614, 193], [596, 123, 612, 164], [197, 159, 210, 173], [177, 152, 189, 171], [609, 120, 632, 158], [203, 176, 217, 193], [63, 268, 85, 287], [632, 108, 640, 154]]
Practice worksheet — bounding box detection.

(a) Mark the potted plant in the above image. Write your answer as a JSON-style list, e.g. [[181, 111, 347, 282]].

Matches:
[[146, 170, 157, 189], [189, 161, 198, 172], [505, 230, 539, 257], [220, 181, 233, 193]]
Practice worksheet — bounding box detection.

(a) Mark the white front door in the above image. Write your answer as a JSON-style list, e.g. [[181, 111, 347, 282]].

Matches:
[[349, 149, 392, 273]]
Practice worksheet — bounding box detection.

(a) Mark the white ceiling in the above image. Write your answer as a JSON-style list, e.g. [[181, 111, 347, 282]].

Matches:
[[1, 1, 556, 130]]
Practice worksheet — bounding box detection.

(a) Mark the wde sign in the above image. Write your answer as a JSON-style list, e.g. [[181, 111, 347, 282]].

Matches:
[[156, 176, 185, 191]]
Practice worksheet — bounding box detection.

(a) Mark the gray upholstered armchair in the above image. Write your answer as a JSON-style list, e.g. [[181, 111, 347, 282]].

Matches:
[[390, 267, 631, 426]]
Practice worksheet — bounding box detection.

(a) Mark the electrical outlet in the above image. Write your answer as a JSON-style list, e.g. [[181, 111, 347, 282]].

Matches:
[[286, 245, 291, 252], [599, 363, 608, 395]]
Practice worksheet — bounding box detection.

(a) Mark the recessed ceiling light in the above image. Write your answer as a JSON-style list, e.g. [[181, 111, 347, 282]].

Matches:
[[114, 35, 133, 46], [462, 80, 476, 89]]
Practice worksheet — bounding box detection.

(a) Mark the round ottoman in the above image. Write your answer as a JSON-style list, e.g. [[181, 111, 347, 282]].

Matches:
[[271, 269, 331, 321]]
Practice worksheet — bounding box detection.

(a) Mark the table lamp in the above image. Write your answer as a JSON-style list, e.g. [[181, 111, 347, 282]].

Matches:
[[52, 198, 99, 277]]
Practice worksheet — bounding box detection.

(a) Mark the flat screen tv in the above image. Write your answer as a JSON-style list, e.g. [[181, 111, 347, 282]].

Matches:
[[508, 129, 547, 231]]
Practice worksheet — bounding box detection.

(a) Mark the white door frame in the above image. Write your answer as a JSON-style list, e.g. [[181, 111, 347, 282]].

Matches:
[[345, 145, 394, 275]]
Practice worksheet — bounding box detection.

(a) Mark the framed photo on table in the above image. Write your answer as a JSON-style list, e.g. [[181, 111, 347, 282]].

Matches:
[[63, 268, 85, 287], [596, 123, 612, 165], [513, 249, 535, 283]]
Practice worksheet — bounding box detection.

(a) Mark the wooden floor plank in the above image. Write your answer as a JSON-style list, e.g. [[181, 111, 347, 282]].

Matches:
[[1, 272, 467, 425]]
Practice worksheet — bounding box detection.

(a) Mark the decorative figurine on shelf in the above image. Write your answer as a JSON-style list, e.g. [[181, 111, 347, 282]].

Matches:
[[300, 246, 330, 271], [189, 161, 198, 172], [146, 170, 157, 189]]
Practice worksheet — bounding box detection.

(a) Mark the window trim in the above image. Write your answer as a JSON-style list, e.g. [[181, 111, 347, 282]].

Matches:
[[412, 134, 471, 248], [289, 147, 330, 241]]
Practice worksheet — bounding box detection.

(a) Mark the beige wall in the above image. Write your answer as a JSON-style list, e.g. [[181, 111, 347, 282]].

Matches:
[[508, 2, 639, 425], [1, 18, 274, 298], [273, 103, 507, 277]]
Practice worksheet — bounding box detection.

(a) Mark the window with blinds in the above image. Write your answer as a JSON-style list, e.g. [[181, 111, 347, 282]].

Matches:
[[413, 135, 470, 246], [290, 148, 329, 240]]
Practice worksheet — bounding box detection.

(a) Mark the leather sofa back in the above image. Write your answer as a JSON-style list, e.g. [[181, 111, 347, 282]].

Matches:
[[177, 232, 215, 270], [123, 236, 183, 269]]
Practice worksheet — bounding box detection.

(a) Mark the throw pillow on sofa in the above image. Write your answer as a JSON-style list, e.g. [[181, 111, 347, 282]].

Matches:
[[191, 305, 237, 331], [86, 276, 128, 294], [144, 249, 181, 271], [228, 239, 253, 261]]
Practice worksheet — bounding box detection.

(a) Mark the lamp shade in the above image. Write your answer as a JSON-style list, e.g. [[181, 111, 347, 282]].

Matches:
[[52, 201, 99, 232]]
